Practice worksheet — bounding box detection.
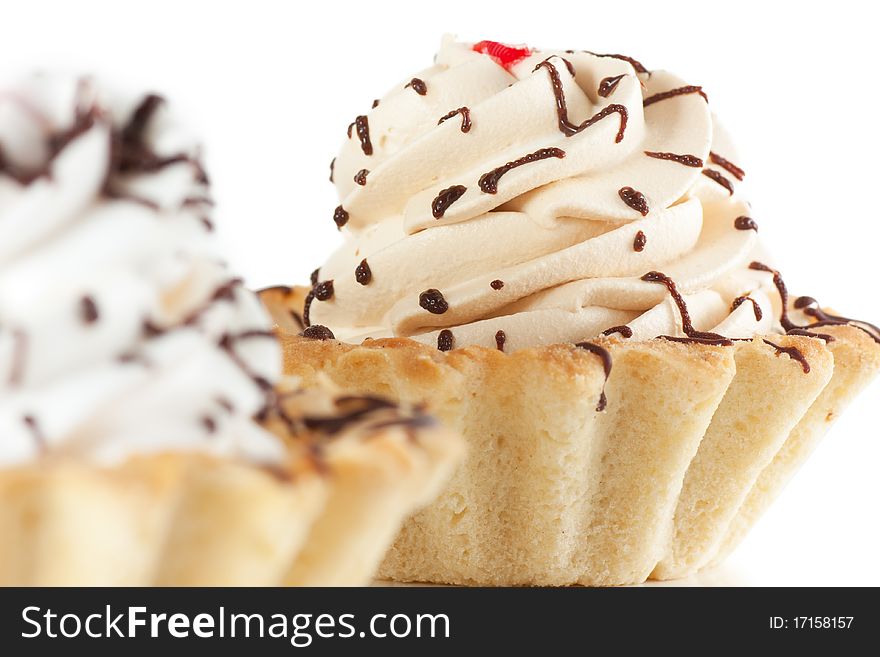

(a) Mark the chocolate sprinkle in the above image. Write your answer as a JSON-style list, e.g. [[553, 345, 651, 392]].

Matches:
[[372, 99, 380, 108], [431, 185, 467, 218], [313, 280, 334, 301], [619, 186, 649, 216], [329, 158, 335, 182], [764, 339, 810, 373], [702, 169, 734, 195], [437, 329, 454, 351], [352, 115, 372, 155], [333, 205, 349, 229], [603, 325, 633, 338], [709, 151, 745, 181], [633, 230, 647, 252], [201, 416, 217, 434], [644, 151, 704, 168], [494, 330, 507, 351], [79, 295, 99, 324], [419, 289, 449, 314], [405, 78, 428, 95], [533, 59, 628, 141], [731, 296, 763, 321], [643, 85, 708, 107], [438, 107, 472, 133], [490, 279, 505, 290], [302, 325, 335, 341], [734, 216, 758, 231], [574, 341, 612, 412], [478, 147, 565, 194], [355, 258, 372, 285], [310, 268, 321, 286], [598, 74, 625, 98], [354, 169, 369, 185]]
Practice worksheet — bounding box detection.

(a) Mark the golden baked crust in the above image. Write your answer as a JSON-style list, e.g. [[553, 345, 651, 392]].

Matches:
[[0, 379, 463, 586], [261, 286, 880, 586]]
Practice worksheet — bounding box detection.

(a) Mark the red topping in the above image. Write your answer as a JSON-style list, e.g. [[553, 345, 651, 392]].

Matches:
[[472, 40, 532, 70]]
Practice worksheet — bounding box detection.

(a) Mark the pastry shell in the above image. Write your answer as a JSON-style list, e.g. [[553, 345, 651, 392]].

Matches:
[[261, 285, 880, 586]]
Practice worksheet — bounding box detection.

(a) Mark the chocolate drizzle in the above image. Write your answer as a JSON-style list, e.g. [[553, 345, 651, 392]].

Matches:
[[8, 329, 28, 386], [643, 85, 708, 107], [731, 296, 763, 321], [584, 51, 649, 74], [763, 339, 811, 373], [303, 395, 398, 436], [574, 341, 612, 412], [1, 88, 206, 209], [105, 94, 207, 204], [734, 216, 758, 231], [709, 151, 745, 180], [79, 295, 99, 324], [797, 300, 880, 344], [641, 271, 733, 345], [490, 279, 504, 290], [431, 185, 467, 218], [598, 75, 625, 98], [749, 262, 795, 331], [619, 186, 649, 216], [351, 115, 372, 155], [495, 330, 506, 351], [438, 107, 472, 133], [747, 262, 879, 343], [354, 169, 368, 185], [786, 328, 835, 343], [702, 169, 734, 195], [303, 279, 333, 328], [355, 258, 372, 285], [437, 329, 454, 351], [633, 230, 647, 252], [302, 325, 335, 341], [603, 325, 633, 338], [533, 59, 628, 142], [333, 205, 349, 229], [22, 415, 46, 453], [405, 78, 428, 95], [419, 289, 449, 314], [478, 147, 565, 194], [217, 330, 276, 401], [644, 151, 704, 168]]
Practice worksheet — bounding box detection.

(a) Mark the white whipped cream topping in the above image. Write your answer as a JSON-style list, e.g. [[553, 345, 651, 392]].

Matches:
[[311, 37, 790, 351], [0, 75, 284, 466]]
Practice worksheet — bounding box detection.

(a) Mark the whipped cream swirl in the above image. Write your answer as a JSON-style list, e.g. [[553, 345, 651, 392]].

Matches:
[[0, 75, 283, 466], [310, 37, 793, 351]]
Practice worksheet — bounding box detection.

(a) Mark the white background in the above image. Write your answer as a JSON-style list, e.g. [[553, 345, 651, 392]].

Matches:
[[4, 0, 878, 585]]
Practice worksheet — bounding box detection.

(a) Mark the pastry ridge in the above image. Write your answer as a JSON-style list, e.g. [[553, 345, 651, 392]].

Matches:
[[264, 287, 880, 585]]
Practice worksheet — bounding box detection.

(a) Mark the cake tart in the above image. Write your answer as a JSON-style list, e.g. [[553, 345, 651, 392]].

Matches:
[[0, 75, 461, 586], [261, 37, 880, 586]]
